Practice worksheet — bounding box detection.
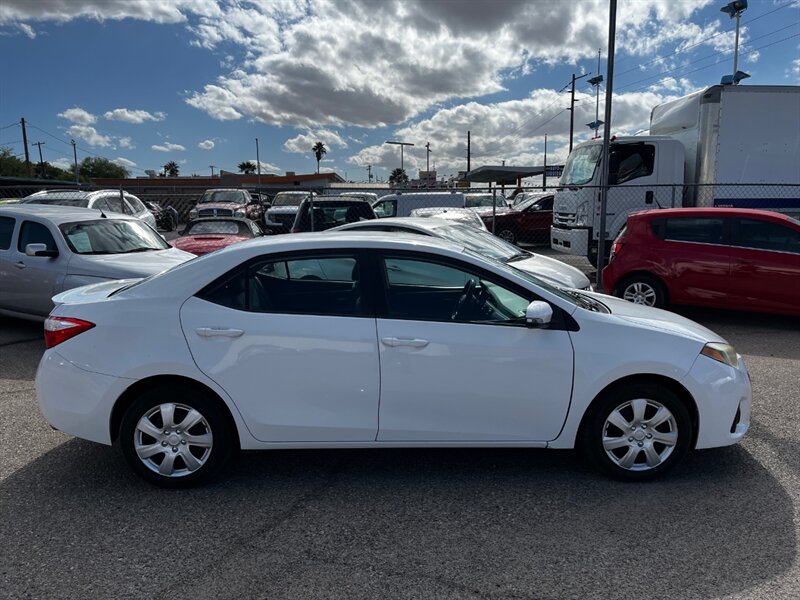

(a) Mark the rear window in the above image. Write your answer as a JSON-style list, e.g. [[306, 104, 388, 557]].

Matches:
[[652, 217, 725, 245], [0, 216, 14, 249], [272, 193, 309, 207]]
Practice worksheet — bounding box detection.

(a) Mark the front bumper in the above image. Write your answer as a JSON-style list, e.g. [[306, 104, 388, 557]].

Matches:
[[682, 353, 751, 449], [36, 349, 132, 445], [551, 226, 589, 256]]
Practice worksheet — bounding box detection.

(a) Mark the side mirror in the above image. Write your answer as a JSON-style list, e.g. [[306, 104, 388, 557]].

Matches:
[[608, 151, 620, 186], [25, 243, 58, 258], [525, 301, 552, 328]]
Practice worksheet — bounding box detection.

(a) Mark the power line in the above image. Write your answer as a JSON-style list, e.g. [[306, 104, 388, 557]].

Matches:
[[0, 122, 20, 131]]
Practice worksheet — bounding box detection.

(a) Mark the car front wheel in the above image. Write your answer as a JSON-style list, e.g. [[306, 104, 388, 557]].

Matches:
[[119, 386, 235, 488], [582, 383, 692, 481]]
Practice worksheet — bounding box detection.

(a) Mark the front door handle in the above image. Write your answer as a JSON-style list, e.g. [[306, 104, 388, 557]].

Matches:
[[195, 327, 245, 338], [14, 261, 26, 270], [381, 337, 429, 348]]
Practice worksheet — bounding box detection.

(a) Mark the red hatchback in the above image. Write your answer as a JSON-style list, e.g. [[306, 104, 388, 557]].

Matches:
[[603, 208, 800, 316], [172, 217, 264, 256]]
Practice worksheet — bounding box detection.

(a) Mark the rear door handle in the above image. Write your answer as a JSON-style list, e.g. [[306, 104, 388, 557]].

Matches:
[[14, 261, 26, 270], [381, 337, 429, 348], [195, 327, 245, 338]]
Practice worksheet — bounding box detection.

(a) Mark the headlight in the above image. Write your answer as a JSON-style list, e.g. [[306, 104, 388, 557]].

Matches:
[[701, 342, 739, 369], [189, 208, 198, 219], [234, 208, 246, 217], [574, 201, 588, 226]]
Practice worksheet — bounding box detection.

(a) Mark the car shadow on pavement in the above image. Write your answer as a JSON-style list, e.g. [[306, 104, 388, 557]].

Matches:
[[0, 440, 794, 599]]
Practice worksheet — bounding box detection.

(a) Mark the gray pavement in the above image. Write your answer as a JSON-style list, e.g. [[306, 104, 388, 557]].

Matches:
[[2, 294, 800, 598]]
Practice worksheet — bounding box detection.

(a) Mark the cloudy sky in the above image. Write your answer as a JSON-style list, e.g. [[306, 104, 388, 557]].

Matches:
[[1, 0, 798, 182]]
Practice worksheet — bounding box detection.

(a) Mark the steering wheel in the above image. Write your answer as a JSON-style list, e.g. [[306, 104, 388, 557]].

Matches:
[[451, 279, 477, 321]]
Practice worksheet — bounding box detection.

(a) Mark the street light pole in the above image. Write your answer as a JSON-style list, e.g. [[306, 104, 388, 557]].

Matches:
[[720, 1, 748, 83], [385, 140, 414, 172], [255, 138, 262, 185]]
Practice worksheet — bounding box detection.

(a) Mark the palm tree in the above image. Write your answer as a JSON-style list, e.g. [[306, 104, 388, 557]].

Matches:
[[388, 167, 408, 186], [312, 142, 327, 174], [238, 161, 257, 174], [163, 161, 180, 177]]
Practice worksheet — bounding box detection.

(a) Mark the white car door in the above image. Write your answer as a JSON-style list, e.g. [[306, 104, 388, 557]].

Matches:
[[375, 253, 574, 442], [180, 252, 380, 442]]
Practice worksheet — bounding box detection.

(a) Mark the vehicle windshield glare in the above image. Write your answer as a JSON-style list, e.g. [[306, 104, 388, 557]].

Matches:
[[199, 191, 247, 204], [436, 223, 520, 261], [59, 219, 170, 255], [559, 144, 602, 186], [465, 194, 506, 208], [22, 197, 89, 208], [184, 220, 251, 236], [272, 193, 309, 207]]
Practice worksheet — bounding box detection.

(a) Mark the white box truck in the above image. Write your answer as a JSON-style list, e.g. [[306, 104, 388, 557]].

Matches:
[[550, 84, 800, 261]]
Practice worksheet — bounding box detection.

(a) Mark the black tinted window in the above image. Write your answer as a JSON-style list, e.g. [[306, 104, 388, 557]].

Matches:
[[199, 255, 363, 316], [0, 216, 14, 250], [611, 144, 655, 184], [655, 217, 725, 245], [733, 218, 800, 253], [18, 221, 56, 252]]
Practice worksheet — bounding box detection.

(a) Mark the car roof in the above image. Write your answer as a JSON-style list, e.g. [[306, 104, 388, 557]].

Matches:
[[186, 217, 254, 224], [333, 216, 451, 232], [0, 204, 139, 224], [26, 188, 138, 199], [631, 207, 798, 223]]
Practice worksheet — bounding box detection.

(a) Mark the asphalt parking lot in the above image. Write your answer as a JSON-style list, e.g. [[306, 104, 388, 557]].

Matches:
[[2, 258, 800, 599]]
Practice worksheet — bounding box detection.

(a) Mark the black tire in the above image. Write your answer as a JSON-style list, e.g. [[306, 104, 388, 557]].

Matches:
[[119, 385, 236, 488], [581, 382, 692, 481], [615, 274, 667, 308], [497, 228, 517, 244]]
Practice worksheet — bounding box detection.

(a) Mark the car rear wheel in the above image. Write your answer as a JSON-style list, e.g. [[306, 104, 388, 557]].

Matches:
[[497, 228, 517, 244], [617, 274, 667, 308], [119, 386, 235, 488], [582, 383, 692, 481]]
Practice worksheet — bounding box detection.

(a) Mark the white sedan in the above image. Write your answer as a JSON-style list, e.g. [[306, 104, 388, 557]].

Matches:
[[37, 233, 751, 487]]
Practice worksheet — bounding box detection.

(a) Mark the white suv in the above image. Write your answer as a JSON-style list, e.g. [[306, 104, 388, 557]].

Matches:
[[22, 189, 157, 229]]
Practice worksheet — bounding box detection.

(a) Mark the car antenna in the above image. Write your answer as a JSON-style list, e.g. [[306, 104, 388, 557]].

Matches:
[[99, 208, 107, 218]]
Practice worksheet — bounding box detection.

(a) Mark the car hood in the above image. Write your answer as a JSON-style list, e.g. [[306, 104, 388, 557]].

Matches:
[[172, 235, 249, 255], [579, 291, 727, 344], [67, 247, 194, 279], [196, 202, 245, 210], [509, 254, 591, 289], [268, 206, 301, 214]]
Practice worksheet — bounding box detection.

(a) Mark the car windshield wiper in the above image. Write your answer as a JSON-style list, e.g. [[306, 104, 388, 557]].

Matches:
[[124, 247, 161, 253], [504, 252, 532, 263], [566, 290, 607, 313]]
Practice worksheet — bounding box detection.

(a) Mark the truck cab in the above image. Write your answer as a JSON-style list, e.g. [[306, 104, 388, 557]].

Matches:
[[550, 136, 684, 261]]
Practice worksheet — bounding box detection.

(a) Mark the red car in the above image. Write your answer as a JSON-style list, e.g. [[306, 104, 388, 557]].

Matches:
[[480, 193, 553, 245], [603, 208, 800, 316], [172, 217, 265, 256]]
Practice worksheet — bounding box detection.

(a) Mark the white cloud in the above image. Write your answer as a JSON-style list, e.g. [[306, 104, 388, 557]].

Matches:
[[788, 58, 800, 80], [0, 0, 221, 25], [50, 157, 73, 171], [103, 108, 166, 123], [16, 22, 34, 37], [282, 130, 348, 154], [240, 159, 281, 174], [151, 142, 186, 152], [67, 124, 112, 147], [113, 157, 137, 168], [198, 139, 215, 150], [118, 137, 135, 149], [58, 107, 97, 125]]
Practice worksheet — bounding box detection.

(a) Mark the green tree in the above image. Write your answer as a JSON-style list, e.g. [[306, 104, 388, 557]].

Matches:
[[0, 147, 29, 177], [238, 161, 257, 174], [312, 141, 327, 174], [388, 167, 408, 186], [79, 156, 130, 179], [163, 161, 180, 177]]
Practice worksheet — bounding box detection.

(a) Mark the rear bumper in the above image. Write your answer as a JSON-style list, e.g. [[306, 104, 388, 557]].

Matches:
[[551, 226, 589, 256], [36, 349, 132, 445]]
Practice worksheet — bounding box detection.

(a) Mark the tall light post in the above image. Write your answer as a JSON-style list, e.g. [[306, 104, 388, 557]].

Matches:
[[587, 49, 604, 139], [209, 165, 216, 177], [720, 0, 748, 83], [255, 138, 262, 185], [385, 140, 414, 172]]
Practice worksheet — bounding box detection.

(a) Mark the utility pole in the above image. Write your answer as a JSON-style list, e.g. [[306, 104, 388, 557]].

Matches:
[[71, 139, 79, 186], [467, 131, 471, 172], [33, 141, 45, 177], [210, 165, 216, 177], [425, 142, 431, 172], [542, 134, 548, 191], [367, 164, 372, 182], [255, 138, 262, 185], [20, 118, 31, 177], [596, 0, 617, 289]]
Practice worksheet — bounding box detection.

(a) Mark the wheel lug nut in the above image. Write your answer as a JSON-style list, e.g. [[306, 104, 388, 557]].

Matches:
[[628, 437, 634, 442], [172, 447, 178, 452], [161, 441, 167, 447], [181, 440, 187, 445], [642, 424, 647, 429], [176, 430, 181, 434], [646, 434, 653, 439], [637, 442, 644, 447]]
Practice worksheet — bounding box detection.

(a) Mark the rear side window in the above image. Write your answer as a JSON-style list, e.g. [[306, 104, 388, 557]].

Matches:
[[373, 200, 397, 217], [733, 218, 800, 254], [653, 217, 725, 245], [18, 221, 57, 252], [126, 196, 146, 213], [0, 216, 15, 249]]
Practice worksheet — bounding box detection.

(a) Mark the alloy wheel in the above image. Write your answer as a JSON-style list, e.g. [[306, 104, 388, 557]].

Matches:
[[622, 281, 658, 306], [602, 398, 678, 471]]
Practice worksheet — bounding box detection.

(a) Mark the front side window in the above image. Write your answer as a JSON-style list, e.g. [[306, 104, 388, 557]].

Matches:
[[18, 221, 57, 252], [373, 200, 397, 218], [0, 216, 15, 250], [733, 218, 800, 254], [654, 217, 725, 245], [381, 256, 531, 324], [611, 144, 655, 184], [199, 255, 363, 316]]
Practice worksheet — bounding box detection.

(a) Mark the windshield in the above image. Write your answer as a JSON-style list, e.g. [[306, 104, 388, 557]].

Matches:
[[22, 197, 89, 208], [184, 220, 252, 236], [435, 223, 521, 261], [411, 208, 484, 228], [59, 219, 170, 255], [272, 192, 309, 207], [199, 191, 247, 204], [465, 193, 506, 208], [559, 144, 602, 186]]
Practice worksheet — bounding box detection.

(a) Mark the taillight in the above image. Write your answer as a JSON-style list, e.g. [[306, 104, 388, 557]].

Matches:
[[44, 317, 95, 349], [609, 238, 625, 262]]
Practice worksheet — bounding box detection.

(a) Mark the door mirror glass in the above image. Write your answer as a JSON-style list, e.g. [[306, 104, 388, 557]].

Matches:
[[525, 300, 552, 327], [25, 243, 58, 258]]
